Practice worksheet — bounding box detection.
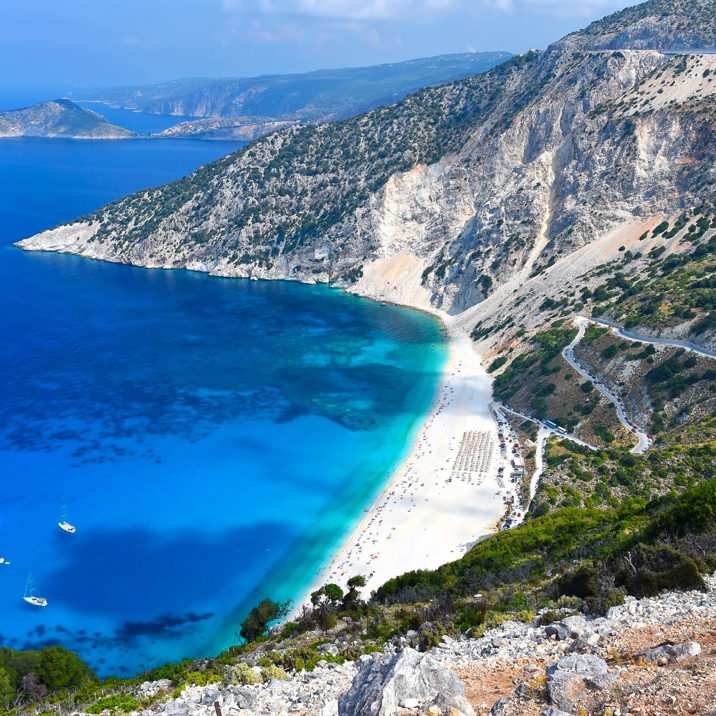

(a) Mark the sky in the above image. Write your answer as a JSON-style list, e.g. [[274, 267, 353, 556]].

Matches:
[[0, 0, 637, 91]]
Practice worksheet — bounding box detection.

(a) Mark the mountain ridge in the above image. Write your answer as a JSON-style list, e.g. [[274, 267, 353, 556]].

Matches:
[[76, 53, 513, 119], [553, 0, 716, 51], [74, 52, 512, 140], [19, 0, 715, 337]]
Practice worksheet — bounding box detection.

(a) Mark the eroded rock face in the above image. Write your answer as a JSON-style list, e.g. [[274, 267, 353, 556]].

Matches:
[[338, 647, 475, 716], [16, 0, 716, 333]]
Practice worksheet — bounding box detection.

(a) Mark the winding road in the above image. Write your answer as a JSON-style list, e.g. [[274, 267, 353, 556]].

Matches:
[[584, 316, 716, 360], [493, 316, 714, 512], [563, 318, 651, 454], [494, 403, 595, 522]]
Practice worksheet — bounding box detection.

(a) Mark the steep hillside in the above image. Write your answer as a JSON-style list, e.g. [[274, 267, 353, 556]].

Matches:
[[0, 99, 134, 139], [16, 2, 716, 484], [18, 2, 716, 337]]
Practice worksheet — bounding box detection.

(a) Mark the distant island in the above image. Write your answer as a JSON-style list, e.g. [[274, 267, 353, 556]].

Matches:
[[0, 53, 513, 142], [0, 99, 134, 139], [74, 52, 512, 140]]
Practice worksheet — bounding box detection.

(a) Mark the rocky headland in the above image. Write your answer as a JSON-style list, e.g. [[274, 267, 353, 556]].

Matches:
[[0, 99, 134, 139]]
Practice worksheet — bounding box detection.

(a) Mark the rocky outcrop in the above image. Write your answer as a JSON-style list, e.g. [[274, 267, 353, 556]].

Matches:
[[129, 574, 716, 715], [337, 647, 474, 716], [0, 99, 133, 139], [634, 640, 702, 665], [546, 655, 617, 713]]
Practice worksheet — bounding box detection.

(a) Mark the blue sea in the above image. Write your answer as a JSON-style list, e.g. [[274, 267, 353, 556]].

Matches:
[[0, 126, 447, 676], [76, 103, 197, 135]]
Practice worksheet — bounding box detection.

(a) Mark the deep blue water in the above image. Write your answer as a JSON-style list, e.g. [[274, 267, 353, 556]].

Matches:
[[77, 103, 195, 135], [0, 89, 190, 135], [0, 134, 447, 676]]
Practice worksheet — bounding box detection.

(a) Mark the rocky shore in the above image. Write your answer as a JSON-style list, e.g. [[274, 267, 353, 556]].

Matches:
[[126, 575, 716, 716]]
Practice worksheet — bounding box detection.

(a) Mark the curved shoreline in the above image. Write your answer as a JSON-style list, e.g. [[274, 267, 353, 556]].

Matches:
[[14, 234, 514, 636], [292, 316, 516, 611]]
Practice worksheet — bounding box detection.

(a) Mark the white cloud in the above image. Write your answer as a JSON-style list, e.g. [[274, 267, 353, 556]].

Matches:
[[223, 0, 511, 22], [521, 0, 623, 17], [220, 0, 630, 48], [248, 20, 307, 43], [223, 0, 624, 22]]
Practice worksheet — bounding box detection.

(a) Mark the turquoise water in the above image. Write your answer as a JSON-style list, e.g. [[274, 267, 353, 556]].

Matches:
[[0, 135, 447, 676]]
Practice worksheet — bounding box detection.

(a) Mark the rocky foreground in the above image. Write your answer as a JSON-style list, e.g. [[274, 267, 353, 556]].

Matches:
[[127, 575, 716, 716]]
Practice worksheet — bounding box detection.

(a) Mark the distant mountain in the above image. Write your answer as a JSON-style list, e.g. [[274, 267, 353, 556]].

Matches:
[[0, 99, 134, 139], [74, 53, 512, 139]]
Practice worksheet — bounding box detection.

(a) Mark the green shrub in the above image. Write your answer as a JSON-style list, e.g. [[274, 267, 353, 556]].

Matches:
[[37, 646, 94, 690], [558, 566, 599, 599], [601, 344, 618, 359], [487, 356, 507, 373], [85, 695, 140, 714], [261, 664, 288, 682], [624, 550, 705, 597], [538, 609, 573, 626]]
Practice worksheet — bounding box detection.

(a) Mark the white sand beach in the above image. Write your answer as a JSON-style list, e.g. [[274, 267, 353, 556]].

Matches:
[[296, 316, 521, 608]]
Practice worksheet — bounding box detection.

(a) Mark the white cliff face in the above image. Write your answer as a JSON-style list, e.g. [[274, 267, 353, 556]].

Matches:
[[15, 4, 716, 338]]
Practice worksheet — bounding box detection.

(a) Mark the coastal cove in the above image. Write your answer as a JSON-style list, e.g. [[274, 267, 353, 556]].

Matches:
[[0, 136, 450, 676]]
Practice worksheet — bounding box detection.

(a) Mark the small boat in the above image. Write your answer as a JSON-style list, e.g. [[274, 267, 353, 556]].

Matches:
[[58, 501, 76, 534], [23, 574, 48, 607], [58, 521, 76, 534]]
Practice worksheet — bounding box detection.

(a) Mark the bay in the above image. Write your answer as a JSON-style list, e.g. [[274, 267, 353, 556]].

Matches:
[[0, 132, 447, 676]]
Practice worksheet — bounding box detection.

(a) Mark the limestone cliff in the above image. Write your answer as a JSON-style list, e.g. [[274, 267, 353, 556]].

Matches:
[[17, 0, 716, 345]]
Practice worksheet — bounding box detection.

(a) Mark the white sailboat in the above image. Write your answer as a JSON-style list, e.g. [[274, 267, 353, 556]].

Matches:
[[58, 501, 76, 534], [23, 574, 48, 607]]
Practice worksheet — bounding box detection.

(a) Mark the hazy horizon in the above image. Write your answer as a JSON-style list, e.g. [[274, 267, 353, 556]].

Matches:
[[2, 0, 636, 92]]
